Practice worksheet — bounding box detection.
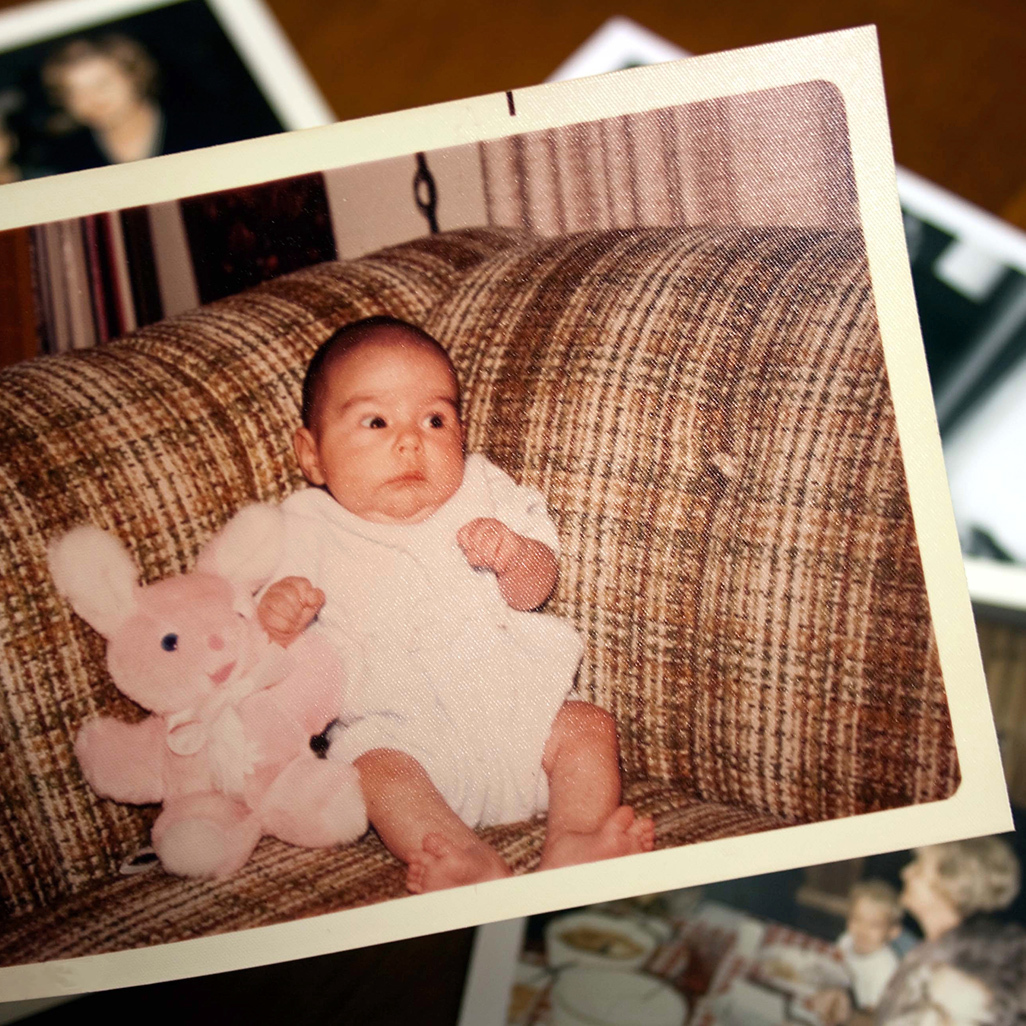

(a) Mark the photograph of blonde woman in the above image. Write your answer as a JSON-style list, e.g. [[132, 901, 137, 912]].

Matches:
[[0, 0, 299, 181], [40, 34, 173, 170]]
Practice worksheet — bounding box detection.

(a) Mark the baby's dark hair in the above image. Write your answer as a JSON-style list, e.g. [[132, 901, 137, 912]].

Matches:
[[300, 315, 459, 429]]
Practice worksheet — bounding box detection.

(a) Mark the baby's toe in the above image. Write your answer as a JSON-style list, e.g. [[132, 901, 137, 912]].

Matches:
[[407, 859, 427, 894], [640, 821, 656, 851], [624, 814, 655, 852], [607, 806, 636, 834]]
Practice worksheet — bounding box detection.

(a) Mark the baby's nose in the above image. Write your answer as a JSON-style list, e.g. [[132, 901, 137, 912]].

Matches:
[[208, 634, 225, 651]]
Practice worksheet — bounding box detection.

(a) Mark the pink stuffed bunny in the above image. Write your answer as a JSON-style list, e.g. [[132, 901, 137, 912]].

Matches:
[[49, 505, 367, 880]]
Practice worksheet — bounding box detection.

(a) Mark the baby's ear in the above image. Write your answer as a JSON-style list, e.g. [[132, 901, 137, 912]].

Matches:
[[294, 426, 325, 486]]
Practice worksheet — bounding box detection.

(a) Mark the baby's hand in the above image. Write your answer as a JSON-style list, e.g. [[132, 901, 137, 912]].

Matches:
[[457, 518, 522, 575], [257, 576, 325, 648]]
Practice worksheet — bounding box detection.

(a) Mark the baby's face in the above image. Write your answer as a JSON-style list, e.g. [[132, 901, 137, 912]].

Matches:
[[295, 336, 465, 524], [847, 896, 898, 955]]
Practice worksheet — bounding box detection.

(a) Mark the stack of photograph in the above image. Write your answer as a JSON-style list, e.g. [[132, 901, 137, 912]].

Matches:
[[0, 12, 1018, 1026]]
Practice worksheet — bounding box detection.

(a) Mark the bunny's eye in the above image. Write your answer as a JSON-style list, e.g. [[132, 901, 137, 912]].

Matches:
[[160, 633, 179, 652]]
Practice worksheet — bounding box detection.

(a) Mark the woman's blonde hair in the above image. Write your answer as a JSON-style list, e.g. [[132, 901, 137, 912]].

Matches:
[[919, 837, 1021, 917], [41, 34, 158, 104]]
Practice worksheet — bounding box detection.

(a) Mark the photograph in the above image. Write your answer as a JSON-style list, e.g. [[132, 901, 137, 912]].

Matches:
[[463, 826, 1026, 1025], [0, 0, 331, 183], [0, 27, 1010, 1001]]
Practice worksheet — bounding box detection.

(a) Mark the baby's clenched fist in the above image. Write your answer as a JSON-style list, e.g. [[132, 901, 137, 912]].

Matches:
[[257, 576, 325, 647], [457, 518, 523, 575]]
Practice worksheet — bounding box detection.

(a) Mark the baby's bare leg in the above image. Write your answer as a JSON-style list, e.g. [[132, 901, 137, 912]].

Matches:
[[538, 702, 655, 870], [354, 748, 511, 893]]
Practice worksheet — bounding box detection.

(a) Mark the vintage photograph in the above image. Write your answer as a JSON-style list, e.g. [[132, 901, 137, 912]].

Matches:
[[0, 0, 330, 183], [462, 830, 1026, 1025], [0, 28, 1009, 999]]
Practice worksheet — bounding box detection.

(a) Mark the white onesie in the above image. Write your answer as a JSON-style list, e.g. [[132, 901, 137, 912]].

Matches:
[[838, 931, 900, 1010], [270, 454, 584, 828]]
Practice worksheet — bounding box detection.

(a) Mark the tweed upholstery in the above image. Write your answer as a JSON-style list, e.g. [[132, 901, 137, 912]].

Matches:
[[0, 780, 785, 966], [0, 225, 958, 965]]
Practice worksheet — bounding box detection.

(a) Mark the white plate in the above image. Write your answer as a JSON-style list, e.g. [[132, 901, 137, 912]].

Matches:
[[753, 945, 851, 998], [546, 912, 659, 973], [551, 968, 687, 1026]]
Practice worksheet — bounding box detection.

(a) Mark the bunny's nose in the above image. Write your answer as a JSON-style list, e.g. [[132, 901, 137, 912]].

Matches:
[[208, 634, 225, 651]]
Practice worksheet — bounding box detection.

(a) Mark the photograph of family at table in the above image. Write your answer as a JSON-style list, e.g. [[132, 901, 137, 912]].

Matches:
[[502, 817, 1026, 1025]]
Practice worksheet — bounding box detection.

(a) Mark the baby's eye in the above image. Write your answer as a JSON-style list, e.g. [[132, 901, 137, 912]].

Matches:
[[160, 633, 179, 653], [360, 415, 387, 429], [424, 413, 446, 429]]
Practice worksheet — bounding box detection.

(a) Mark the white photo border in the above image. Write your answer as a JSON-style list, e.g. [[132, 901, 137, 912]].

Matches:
[[0, 26, 1011, 1002], [0, 0, 334, 132]]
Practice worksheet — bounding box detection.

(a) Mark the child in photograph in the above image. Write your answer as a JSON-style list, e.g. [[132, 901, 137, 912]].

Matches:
[[257, 316, 655, 892], [837, 880, 903, 1011]]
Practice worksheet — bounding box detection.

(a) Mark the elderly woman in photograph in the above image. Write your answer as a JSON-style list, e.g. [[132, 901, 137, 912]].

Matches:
[[39, 33, 219, 173], [876, 838, 1025, 1025], [811, 837, 1025, 1025]]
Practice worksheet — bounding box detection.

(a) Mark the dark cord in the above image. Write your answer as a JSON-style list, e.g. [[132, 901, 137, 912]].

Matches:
[[413, 152, 439, 234]]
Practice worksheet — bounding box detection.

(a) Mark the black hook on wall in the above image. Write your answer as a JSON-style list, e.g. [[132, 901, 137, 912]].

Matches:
[[413, 152, 439, 234]]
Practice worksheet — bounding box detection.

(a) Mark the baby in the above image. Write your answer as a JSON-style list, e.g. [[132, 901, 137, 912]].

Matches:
[[839, 880, 903, 1010], [807, 879, 903, 1022], [258, 316, 654, 893]]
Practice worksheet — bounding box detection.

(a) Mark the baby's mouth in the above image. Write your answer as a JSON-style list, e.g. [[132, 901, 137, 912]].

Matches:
[[388, 471, 426, 485]]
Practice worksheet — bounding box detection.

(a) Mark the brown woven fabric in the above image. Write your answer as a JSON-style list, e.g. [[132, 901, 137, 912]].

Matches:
[[0, 780, 791, 968], [0, 224, 959, 963]]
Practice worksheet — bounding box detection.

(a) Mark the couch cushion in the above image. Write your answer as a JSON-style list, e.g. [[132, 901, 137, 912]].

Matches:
[[0, 228, 524, 917], [426, 226, 959, 824], [0, 780, 792, 968]]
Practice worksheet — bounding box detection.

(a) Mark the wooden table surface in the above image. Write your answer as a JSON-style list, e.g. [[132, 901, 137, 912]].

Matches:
[[6, 1, 1025, 1022]]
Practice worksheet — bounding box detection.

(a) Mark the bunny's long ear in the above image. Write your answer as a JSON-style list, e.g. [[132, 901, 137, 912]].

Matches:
[[195, 503, 284, 597], [48, 525, 139, 639]]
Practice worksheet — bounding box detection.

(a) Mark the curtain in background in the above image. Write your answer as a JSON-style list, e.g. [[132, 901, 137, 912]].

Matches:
[[479, 82, 859, 235]]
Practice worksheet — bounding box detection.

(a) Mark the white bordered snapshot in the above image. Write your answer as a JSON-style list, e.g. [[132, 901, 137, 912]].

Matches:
[[0, 26, 1012, 1002], [0, 0, 332, 183]]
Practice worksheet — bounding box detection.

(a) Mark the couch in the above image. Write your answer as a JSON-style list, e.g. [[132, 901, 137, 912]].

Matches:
[[0, 225, 959, 966]]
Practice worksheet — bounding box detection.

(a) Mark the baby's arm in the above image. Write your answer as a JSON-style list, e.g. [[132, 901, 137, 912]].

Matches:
[[257, 576, 325, 647], [457, 518, 558, 611]]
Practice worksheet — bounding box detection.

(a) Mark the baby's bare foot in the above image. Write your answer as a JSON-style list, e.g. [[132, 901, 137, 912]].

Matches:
[[407, 832, 512, 894], [539, 806, 655, 871]]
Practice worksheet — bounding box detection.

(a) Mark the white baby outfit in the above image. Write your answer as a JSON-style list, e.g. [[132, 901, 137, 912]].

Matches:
[[271, 454, 583, 828], [838, 931, 900, 1010]]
